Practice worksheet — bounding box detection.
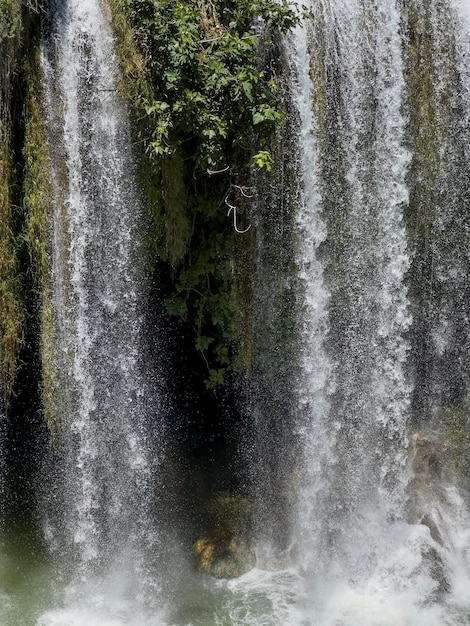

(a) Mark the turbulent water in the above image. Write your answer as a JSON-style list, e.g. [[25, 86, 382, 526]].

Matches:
[[0, 0, 469, 624]]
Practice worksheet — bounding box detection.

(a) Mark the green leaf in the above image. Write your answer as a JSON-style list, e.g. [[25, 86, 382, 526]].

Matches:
[[205, 368, 225, 389], [164, 297, 188, 317], [195, 335, 215, 352], [252, 150, 272, 171], [252, 111, 265, 125], [242, 81, 253, 101]]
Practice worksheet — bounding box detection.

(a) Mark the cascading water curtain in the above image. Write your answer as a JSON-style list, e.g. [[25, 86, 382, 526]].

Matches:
[[289, 0, 470, 623], [288, 4, 334, 581], [292, 0, 411, 576], [39, 0, 166, 622], [23, 0, 470, 623]]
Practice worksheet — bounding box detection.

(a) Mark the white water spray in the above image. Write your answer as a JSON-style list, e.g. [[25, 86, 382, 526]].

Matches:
[[292, 0, 412, 577], [287, 8, 334, 576]]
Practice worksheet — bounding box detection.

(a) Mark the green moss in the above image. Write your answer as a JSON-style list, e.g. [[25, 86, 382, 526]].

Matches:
[[208, 492, 251, 538], [440, 404, 470, 479], [22, 51, 56, 439], [403, 0, 458, 266], [404, 3, 440, 247], [161, 150, 191, 268], [0, 0, 27, 403], [402, 0, 465, 419], [22, 52, 51, 287], [241, 107, 300, 379], [0, 118, 24, 401], [0, 3, 54, 429], [232, 215, 255, 372], [0, 0, 21, 39]]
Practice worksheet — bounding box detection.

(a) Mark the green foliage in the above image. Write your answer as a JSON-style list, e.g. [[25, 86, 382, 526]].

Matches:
[[110, 0, 305, 385], [122, 0, 301, 170], [252, 149, 272, 171]]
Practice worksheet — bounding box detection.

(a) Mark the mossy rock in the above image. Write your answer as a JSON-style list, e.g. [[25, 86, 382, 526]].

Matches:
[[191, 493, 255, 578], [192, 534, 255, 579], [409, 404, 470, 483]]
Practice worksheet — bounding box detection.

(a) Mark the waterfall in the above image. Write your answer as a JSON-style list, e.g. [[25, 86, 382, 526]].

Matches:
[[298, 0, 412, 563], [283, 0, 470, 623], [288, 10, 334, 577], [38, 0, 165, 621], [0, 0, 469, 624]]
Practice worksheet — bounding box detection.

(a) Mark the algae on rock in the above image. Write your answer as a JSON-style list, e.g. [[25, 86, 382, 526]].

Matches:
[[0, 2, 53, 430], [191, 492, 255, 578]]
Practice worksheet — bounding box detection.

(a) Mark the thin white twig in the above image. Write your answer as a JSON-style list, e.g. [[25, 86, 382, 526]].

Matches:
[[233, 185, 254, 198], [233, 209, 252, 234], [207, 166, 230, 176], [224, 192, 251, 233]]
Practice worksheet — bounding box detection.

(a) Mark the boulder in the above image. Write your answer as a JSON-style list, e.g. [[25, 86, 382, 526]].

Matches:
[[192, 534, 255, 578], [191, 492, 255, 578]]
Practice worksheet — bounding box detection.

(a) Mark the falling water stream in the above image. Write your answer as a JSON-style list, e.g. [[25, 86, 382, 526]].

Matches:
[[0, 0, 469, 624], [295, 0, 413, 585], [36, 0, 165, 622]]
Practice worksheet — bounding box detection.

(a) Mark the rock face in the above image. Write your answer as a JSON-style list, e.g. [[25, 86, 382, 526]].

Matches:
[[407, 411, 470, 599], [191, 493, 255, 579]]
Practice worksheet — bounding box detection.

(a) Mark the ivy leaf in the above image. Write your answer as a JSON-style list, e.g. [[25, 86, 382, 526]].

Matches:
[[164, 297, 188, 317], [203, 128, 217, 139], [195, 335, 215, 351], [148, 141, 166, 156], [205, 368, 225, 389], [252, 150, 272, 171], [252, 111, 265, 125], [164, 70, 180, 85]]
